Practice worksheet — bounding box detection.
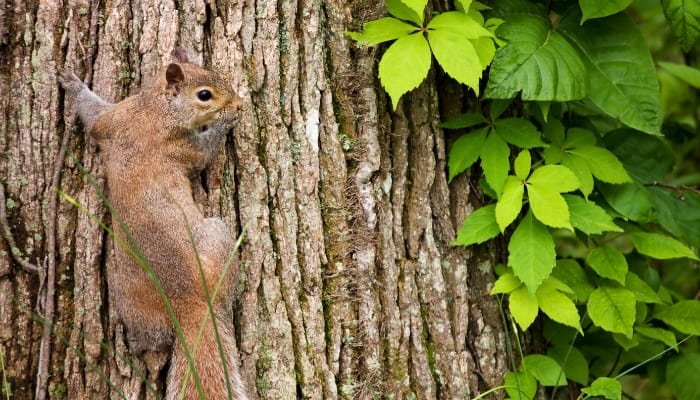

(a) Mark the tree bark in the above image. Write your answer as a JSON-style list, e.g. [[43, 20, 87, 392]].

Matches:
[[0, 1, 509, 399]]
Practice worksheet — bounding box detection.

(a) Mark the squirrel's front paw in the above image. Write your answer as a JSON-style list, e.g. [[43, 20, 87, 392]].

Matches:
[[58, 68, 85, 93]]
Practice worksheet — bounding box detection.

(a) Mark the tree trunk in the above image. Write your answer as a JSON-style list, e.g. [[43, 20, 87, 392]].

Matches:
[[0, 1, 509, 399]]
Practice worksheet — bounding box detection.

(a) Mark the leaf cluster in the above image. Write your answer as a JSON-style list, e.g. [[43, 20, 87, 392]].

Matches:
[[348, 0, 700, 399], [347, 0, 498, 109]]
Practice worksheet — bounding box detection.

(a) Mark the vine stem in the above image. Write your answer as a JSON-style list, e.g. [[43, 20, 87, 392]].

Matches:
[[34, 126, 70, 400], [644, 181, 700, 199]]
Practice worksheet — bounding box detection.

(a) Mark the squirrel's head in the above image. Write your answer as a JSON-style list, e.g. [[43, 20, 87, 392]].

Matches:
[[159, 48, 240, 131]]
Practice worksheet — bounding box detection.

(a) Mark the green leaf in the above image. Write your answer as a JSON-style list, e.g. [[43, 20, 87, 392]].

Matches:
[[504, 371, 537, 400], [472, 36, 497, 69], [379, 32, 432, 110], [346, 18, 418, 45], [599, 182, 656, 223], [453, 204, 500, 246], [561, 155, 594, 197], [581, 377, 622, 400], [387, 0, 425, 25], [496, 177, 525, 232], [481, 131, 511, 196], [565, 127, 597, 147], [648, 187, 700, 249], [536, 279, 583, 333], [527, 185, 571, 229], [428, 29, 483, 92], [659, 61, 700, 89], [486, 14, 587, 101], [508, 211, 556, 293], [491, 271, 522, 294], [448, 127, 488, 182], [588, 286, 636, 338], [527, 165, 579, 229], [528, 165, 579, 193], [565, 195, 622, 235], [552, 259, 594, 301], [586, 245, 628, 285], [625, 272, 663, 304], [439, 112, 488, 129], [521, 355, 566, 386], [629, 232, 699, 260], [559, 11, 662, 135], [455, 0, 474, 13], [568, 145, 631, 184], [493, 118, 546, 148], [514, 150, 531, 181], [655, 300, 700, 335], [427, 11, 493, 38], [661, 0, 700, 52], [604, 129, 674, 182], [635, 326, 678, 350], [579, 0, 633, 24], [490, 99, 513, 120], [547, 345, 589, 385], [613, 332, 640, 351], [542, 118, 566, 145], [667, 353, 700, 400], [510, 285, 539, 330]]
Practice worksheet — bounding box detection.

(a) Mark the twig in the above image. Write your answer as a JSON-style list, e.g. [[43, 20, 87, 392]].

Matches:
[[645, 181, 700, 200], [34, 97, 72, 400], [0, 182, 40, 274]]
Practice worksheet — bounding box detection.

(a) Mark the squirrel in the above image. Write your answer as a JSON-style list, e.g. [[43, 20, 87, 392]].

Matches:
[[59, 48, 248, 400]]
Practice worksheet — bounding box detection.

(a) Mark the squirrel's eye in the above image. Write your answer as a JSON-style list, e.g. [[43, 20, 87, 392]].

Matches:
[[197, 89, 213, 101]]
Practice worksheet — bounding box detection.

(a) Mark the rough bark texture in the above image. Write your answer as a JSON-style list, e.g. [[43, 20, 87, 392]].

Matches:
[[0, 1, 508, 399]]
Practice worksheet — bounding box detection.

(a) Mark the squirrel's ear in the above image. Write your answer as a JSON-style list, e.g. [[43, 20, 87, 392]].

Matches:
[[165, 63, 185, 94], [171, 46, 189, 64]]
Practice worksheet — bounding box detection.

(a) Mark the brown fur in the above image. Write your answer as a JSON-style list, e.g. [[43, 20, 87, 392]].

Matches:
[[59, 50, 247, 400]]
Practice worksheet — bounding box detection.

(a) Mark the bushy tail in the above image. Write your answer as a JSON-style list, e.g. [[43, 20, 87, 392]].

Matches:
[[166, 310, 248, 400]]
